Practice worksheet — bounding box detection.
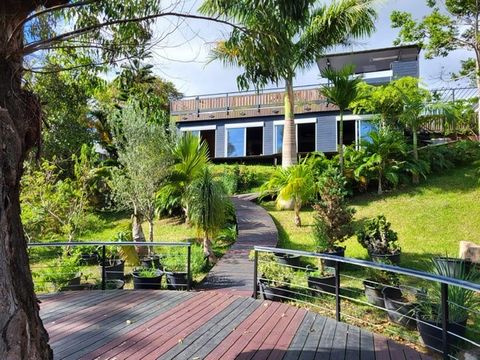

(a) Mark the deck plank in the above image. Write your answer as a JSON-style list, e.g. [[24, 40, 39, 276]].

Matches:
[[359, 329, 375, 360], [373, 334, 391, 360], [345, 325, 360, 360], [313, 317, 337, 360], [298, 314, 327, 360], [330, 321, 348, 360]]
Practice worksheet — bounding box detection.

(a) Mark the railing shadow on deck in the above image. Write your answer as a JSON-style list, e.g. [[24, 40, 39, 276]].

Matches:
[[253, 246, 480, 360]]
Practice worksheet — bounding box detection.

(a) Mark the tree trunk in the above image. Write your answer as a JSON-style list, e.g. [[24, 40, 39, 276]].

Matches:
[[131, 209, 147, 256], [412, 128, 419, 184], [0, 5, 53, 358], [476, 60, 480, 140], [338, 110, 344, 174], [203, 233, 216, 265], [148, 220, 154, 242], [282, 77, 297, 168], [378, 169, 383, 195], [294, 201, 301, 227]]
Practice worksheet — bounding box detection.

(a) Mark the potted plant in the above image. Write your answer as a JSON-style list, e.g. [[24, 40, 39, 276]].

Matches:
[[164, 264, 189, 291], [132, 267, 163, 290], [356, 215, 401, 265], [433, 255, 472, 276], [274, 252, 301, 268], [312, 167, 355, 267], [363, 267, 401, 308], [307, 266, 336, 295], [258, 254, 294, 302], [383, 286, 418, 329], [140, 254, 163, 269], [416, 259, 480, 350]]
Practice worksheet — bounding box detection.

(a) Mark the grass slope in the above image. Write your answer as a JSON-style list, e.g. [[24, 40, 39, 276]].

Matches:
[[265, 164, 480, 270]]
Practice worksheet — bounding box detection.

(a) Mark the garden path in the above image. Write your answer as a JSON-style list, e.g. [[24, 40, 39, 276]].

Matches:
[[199, 196, 278, 295]]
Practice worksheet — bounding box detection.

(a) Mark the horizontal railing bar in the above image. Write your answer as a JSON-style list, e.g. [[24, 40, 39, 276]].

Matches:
[[28, 241, 192, 247], [255, 246, 480, 292]]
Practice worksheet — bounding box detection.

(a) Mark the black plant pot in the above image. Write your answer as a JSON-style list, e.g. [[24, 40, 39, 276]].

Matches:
[[103, 259, 125, 281], [104, 279, 125, 290], [80, 252, 99, 266], [165, 272, 188, 290], [308, 274, 336, 295], [417, 314, 467, 350], [141, 255, 162, 269], [364, 280, 385, 308], [60, 276, 82, 291], [320, 247, 345, 268], [383, 287, 416, 328], [370, 252, 401, 266], [259, 280, 291, 302], [433, 257, 472, 277], [133, 270, 163, 290], [275, 254, 301, 268]]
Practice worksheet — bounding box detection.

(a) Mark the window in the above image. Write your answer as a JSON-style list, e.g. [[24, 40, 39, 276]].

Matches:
[[274, 125, 284, 153], [359, 121, 375, 143], [337, 120, 356, 147], [226, 128, 244, 157], [225, 124, 263, 157], [297, 123, 316, 153]]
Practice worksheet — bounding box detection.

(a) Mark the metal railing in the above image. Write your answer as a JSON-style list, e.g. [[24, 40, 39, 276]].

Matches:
[[253, 246, 480, 360], [28, 241, 192, 293]]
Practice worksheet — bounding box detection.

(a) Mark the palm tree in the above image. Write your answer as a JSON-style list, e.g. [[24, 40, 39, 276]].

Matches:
[[200, 0, 377, 168], [157, 133, 209, 218], [355, 128, 407, 195], [261, 162, 315, 226], [320, 65, 363, 173], [186, 167, 227, 264]]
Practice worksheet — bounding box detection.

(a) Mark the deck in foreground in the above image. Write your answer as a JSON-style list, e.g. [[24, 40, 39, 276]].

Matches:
[[39, 290, 432, 360]]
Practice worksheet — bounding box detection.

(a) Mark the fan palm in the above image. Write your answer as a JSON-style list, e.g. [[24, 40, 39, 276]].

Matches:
[[186, 167, 227, 264], [355, 128, 407, 195], [261, 162, 315, 226], [320, 65, 363, 173], [199, 0, 377, 168]]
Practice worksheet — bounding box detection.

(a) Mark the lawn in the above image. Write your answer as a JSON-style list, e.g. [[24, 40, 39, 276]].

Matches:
[[264, 164, 480, 270]]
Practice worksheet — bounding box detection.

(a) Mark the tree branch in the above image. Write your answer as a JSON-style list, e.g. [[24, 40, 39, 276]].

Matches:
[[20, 12, 243, 56]]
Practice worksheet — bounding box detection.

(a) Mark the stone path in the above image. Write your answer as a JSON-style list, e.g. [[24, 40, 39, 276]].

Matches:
[[199, 197, 278, 294]]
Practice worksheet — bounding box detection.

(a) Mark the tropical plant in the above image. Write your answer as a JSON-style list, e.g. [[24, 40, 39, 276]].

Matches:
[[109, 101, 175, 245], [186, 167, 227, 264], [156, 132, 209, 217], [200, 0, 377, 167], [356, 215, 400, 256], [320, 65, 363, 173], [312, 167, 355, 254], [261, 162, 315, 226], [258, 253, 295, 287], [34, 254, 81, 292], [355, 128, 407, 195]]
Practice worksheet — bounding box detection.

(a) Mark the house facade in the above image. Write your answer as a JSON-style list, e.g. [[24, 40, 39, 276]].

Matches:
[[170, 45, 421, 160]]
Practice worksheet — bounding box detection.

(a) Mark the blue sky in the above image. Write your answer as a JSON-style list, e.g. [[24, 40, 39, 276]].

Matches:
[[149, 0, 471, 96]]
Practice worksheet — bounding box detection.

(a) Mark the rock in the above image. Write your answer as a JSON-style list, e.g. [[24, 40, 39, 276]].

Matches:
[[459, 241, 480, 263]]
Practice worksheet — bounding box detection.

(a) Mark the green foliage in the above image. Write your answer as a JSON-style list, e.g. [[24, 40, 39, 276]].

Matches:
[[258, 253, 295, 286], [156, 133, 210, 216], [417, 258, 480, 323], [364, 266, 400, 289], [215, 225, 237, 245], [320, 65, 363, 112], [161, 245, 207, 275], [261, 162, 315, 226], [214, 164, 273, 195], [109, 101, 175, 239], [135, 267, 161, 278], [312, 167, 355, 252], [34, 254, 81, 292], [186, 167, 227, 239], [356, 215, 400, 255]]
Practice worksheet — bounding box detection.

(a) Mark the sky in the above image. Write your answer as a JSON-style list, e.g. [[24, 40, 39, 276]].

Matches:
[[147, 0, 472, 97]]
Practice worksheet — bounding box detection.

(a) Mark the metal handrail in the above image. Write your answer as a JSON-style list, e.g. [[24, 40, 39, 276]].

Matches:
[[255, 246, 480, 292]]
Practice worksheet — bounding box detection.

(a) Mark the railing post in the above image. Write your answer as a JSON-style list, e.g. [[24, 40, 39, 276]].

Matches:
[[226, 93, 230, 115], [187, 245, 191, 291], [441, 283, 449, 360], [101, 245, 106, 291], [335, 261, 341, 322], [253, 250, 258, 299]]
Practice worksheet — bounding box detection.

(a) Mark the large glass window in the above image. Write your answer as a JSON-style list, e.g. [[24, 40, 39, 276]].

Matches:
[[337, 120, 356, 147], [297, 123, 316, 153], [246, 127, 263, 156], [359, 121, 375, 144], [274, 125, 284, 153], [227, 128, 245, 157]]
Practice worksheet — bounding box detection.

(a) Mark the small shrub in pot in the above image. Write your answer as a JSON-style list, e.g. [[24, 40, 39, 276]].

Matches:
[[133, 267, 163, 290], [356, 215, 401, 265], [363, 265, 401, 308], [258, 254, 295, 302]]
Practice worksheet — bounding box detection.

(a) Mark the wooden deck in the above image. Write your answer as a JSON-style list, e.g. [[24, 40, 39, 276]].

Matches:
[[39, 290, 432, 360]]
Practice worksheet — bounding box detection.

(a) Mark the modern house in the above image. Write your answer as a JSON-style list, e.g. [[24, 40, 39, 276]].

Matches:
[[170, 45, 422, 161]]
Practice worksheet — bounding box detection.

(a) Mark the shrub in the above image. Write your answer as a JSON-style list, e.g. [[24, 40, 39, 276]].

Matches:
[[356, 215, 400, 255], [258, 253, 295, 287], [312, 167, 355, 253]]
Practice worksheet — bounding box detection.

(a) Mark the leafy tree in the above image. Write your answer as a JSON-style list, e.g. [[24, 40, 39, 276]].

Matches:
[[156, 133, 210, 218], [186, 167, 227, 264], [355, 128, 407, 195], [0, 0, 234, 356], [261, 162, 315, 226], [200, 0, 377, 168], [320, 65, 362, 173], [390, 0, 480, 137], [109, 102, 174, 246]]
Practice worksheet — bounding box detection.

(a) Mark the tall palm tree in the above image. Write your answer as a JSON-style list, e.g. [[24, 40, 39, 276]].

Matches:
[[320, 64, 362, 173], [261, 162, 315, 226], [186, 167, 227, 264], [200, 0, 377, 168]]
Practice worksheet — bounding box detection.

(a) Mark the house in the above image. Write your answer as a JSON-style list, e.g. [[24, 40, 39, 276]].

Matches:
[[170, 45, 422, 161]]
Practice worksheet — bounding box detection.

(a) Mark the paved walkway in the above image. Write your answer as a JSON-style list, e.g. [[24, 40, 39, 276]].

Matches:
[[199, 197, 278, 294]]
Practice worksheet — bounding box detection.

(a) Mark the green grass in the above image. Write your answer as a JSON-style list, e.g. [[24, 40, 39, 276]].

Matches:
[[264, 164, 480, 270], [211, 163, 277, 193]]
